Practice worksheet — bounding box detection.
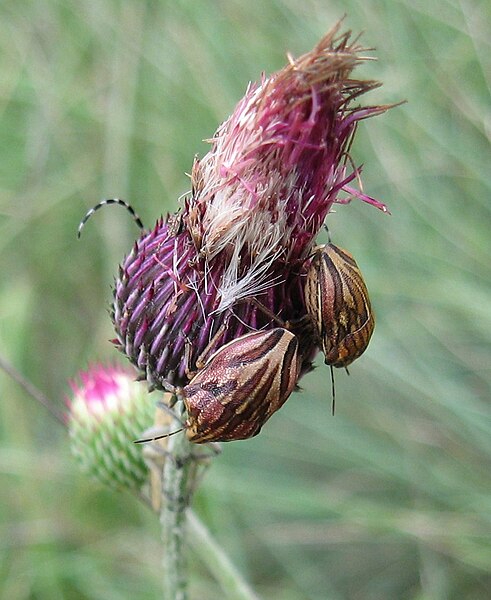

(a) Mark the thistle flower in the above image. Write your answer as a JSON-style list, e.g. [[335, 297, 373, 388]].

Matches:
[[67, 364, 154, 491], [113, 24, 391, 390]]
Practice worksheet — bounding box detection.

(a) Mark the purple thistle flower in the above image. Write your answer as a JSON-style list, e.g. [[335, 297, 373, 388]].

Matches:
[[113, 24, 392, 390]]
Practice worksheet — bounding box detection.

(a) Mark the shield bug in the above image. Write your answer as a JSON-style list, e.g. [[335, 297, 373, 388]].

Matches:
[[137, 327, 300, 444], [305, 243, 375, 369]]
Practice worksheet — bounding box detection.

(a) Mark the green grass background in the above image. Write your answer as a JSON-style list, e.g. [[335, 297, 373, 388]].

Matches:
[[0, 1, 490, 598]]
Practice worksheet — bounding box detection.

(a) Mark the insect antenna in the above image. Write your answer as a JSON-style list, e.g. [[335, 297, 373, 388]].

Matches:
[[77, 198, 144, 239], [134, 427, 184, 444]]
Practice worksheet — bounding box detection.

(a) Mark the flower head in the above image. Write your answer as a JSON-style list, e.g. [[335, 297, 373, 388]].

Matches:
[[113, 24, 391, 390], [67, 364, 154, 490]]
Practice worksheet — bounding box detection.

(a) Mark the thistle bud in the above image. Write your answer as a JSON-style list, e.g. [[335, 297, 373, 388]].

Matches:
[[67, 364, 154, 491]]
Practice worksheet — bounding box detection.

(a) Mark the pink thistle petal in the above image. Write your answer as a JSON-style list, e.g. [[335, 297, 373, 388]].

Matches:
[[67, 364, 140, 422]]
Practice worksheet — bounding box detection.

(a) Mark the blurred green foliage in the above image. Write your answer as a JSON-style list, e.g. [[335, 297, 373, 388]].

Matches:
[[0, 1, 490, 598]]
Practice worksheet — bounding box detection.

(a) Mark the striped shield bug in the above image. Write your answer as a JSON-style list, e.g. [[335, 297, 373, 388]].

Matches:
[[136, 328, 300, 444], [305, 243, 375, 369]]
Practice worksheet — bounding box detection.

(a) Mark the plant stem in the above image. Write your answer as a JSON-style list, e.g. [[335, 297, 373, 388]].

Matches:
[[161, 426, 195, 600], [158, 408, 260, 600], [187, 510, 261, 600], [0, 354, 66, 426]]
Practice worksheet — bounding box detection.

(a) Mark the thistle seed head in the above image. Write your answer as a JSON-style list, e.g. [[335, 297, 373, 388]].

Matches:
[[113, 24, 391, 390]]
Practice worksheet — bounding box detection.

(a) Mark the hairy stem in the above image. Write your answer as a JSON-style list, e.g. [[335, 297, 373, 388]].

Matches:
[[159, 407, 260, 599], [161, 425, 195, 600]]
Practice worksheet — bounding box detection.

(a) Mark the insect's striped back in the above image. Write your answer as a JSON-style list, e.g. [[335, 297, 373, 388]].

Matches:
[[305, 243, 374, 368], [183, 328, 299, 443]]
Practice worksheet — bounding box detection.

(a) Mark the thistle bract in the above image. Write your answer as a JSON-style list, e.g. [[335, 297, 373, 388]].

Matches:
[[113, 25, 390, 390], [67, 364, 154, 491]]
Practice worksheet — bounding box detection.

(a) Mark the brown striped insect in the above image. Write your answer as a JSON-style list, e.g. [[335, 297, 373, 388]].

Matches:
[[136, 328, 300, 444], [304, 242, 375, 413], [305, 243, 375, 369]]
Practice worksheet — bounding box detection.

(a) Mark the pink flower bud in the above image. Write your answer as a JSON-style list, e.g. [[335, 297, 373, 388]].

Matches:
[[67, 364, 154, 490]]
